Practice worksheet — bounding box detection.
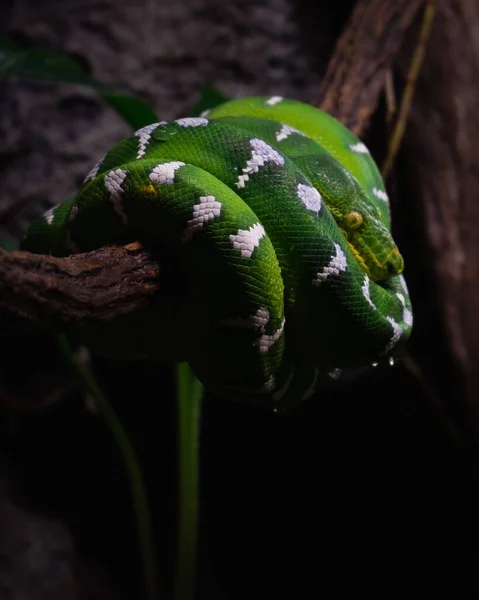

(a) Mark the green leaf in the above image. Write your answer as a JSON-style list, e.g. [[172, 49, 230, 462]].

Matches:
[[100, 92, 158, 130], [175, 362, 202, 600], [189, 84, 231, 117], [0, 36, 158, 129], [176, 362, 204, 406]]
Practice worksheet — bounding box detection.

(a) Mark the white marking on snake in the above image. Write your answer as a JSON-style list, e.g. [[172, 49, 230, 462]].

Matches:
[[350, 142, 370, 154], [149, 161, 185, 185], [276, 123, 305, 142], [403, 308, 413, 327], [221, 307, 269, 329], [296, 184, 322, 215], [182, 195, 222, 241], [221, 308, 284, 353], [135, 122, 165, 136], [313, 243, 348, 285], [135, 122, 166, 159], [385, 316, 403, 353], [84, 154, 106, 182], [398, 274, 409, 295], [175, 117, 209, 127], [236, 139, 285, 188], [199, 109, 211, 118], [266, 96, 283, 106], [104, 169, 128, 225], [396, 281, 412, 326], [229, 223, 265, 258], [263, 375, 276, 392], [257, 318, 285, 353], [43, 205, 58, 225], [272, 368, 295, 402], [373, 187, 389, 203], [362, 275, 377, 310], [252, 308, 270, 329]]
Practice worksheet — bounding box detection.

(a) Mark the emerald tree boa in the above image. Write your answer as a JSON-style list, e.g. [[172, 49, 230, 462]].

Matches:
[[22, 96, 413, 408]]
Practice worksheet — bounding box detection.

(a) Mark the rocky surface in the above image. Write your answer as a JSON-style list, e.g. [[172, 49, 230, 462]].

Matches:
[[0, 0, 344, 245]]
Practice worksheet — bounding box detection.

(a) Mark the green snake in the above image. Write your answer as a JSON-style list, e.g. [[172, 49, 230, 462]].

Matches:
[[21, 96, 413, 408]]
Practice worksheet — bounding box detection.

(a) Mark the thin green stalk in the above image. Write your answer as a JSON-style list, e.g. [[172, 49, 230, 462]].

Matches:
[[174, 362, 203, 600], [55, 334, 160, 600]]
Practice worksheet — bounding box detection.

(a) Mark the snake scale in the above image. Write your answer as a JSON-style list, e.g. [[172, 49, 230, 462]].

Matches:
[[22, 96, 413, 408]]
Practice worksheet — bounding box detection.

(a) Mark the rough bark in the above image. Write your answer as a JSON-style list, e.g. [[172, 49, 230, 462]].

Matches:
[[0, 242, 160, 326], [316, 0, 423, 134]]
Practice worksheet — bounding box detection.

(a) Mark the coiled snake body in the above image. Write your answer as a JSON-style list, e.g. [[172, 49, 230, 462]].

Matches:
[[22, 96, 413, 408]]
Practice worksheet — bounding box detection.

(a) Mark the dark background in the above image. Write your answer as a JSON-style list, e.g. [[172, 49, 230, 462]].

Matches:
[[1, 0, 479, 598]]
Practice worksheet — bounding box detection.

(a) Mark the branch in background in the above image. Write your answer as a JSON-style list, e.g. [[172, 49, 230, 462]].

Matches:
[[399, 0, 479, 434], [316, 0, 423, 135]]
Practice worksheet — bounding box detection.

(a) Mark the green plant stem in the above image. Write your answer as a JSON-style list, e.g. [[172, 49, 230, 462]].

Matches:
[[55, 334, 160, 600], [174, 363, 203, 600]]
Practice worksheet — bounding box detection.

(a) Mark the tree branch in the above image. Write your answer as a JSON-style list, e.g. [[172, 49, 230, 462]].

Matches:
[[316, 0, 424, 135], [0, 242, 160, 327]]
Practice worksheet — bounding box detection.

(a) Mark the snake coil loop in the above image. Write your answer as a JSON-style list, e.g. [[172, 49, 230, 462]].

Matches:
[[22, 96, 413, 408]]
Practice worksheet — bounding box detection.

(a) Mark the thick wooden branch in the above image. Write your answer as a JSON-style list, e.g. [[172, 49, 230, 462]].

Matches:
[[0, 242, 160, 327]]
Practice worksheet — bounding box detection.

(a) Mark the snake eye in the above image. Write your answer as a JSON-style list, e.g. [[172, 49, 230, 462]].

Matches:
[[344, 210, 363, 229]]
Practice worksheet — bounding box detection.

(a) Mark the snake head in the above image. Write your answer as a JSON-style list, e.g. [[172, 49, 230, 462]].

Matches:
[[339, 207, 405, 282]]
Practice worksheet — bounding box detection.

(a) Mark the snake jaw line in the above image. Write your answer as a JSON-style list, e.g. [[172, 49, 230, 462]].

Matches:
[[346, 241, 372, 278]]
